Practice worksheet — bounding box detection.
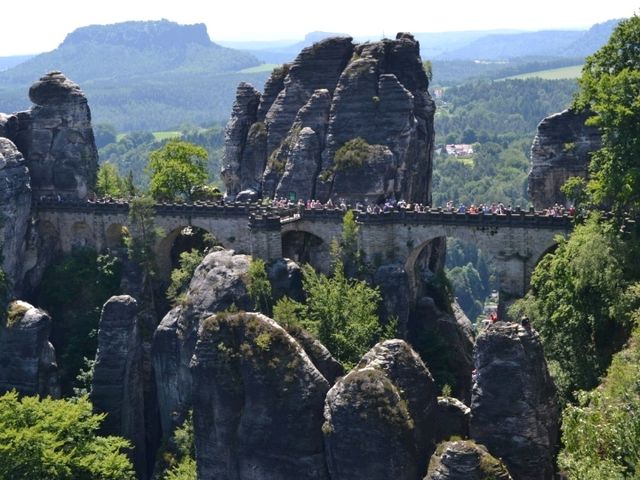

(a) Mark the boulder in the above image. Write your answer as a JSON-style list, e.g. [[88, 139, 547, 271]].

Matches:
[[470, 322, 559, 480], [190, 312, 330, 480], [324, 367, 418, 480], [0, 138, 31, 290], [528, 108, 601, 209], [265, 257, 304, 302], [152, 249, 253, 436], [425, 440, 512, 480], [435, 396, 470, 443], [91, 295, 146, 480], [8, 72, 98, 199], [0, 300, 59, 397]]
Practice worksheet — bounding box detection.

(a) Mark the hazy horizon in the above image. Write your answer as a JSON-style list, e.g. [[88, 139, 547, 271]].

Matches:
[[3, 0, 637, 56]]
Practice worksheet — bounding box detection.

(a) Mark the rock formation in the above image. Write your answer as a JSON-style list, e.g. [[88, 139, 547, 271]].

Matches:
[[91, 295, 146, 480], [528, 108, 601, 209], [222, 33, 434, 205], [287, 326, 344, 385], [1, 71, 98, 199], [190, 311, 330, 480], [0, 300, 59, 397], [324, 339, 438, 480], [152, 249, 253, 436], [0, 138, 31, 289], [435, 397, 470, 443], [425, 440, 512, 480], [153, 249, 307, 437], [470, 322, 559, 480]]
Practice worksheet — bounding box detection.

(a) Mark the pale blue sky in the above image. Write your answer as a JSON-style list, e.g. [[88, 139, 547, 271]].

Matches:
[[3, 0, 638, 56]]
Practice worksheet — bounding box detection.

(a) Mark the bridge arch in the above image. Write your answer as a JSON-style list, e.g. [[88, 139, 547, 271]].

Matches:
[[105, 223, 129, 250], [282, 230, 332, 274], [155, 225, 220, 279], [71, 221, 93, 250]]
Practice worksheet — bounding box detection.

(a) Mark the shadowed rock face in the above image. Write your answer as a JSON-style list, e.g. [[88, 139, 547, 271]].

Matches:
[[0, 301, 59, 397], [528, 108, 601, 209], [2, 72, 98, 199], [425, 440, 513, 480], [470, 322, 559, 480], [190, 312, 330, 480], [152, 249, 253, 437], [435, 396, 470, 443], [0, 138, 31, 289], [324, 339, 438, 480], [91, 295, 146, 480], [223, 32, 434, 205]]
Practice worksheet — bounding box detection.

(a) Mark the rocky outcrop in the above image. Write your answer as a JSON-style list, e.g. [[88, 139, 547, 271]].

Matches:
[[425, 440, 512, 480], [0, 300, 59, 397], [0, 138, 31, 289], [223, 32, 435, 205], [152, 249, 253, 436], [470, 322, 558, 480], [221, 83, 261, 198], [287, 326, 344, 385], [324, 339, 437, 480], [2, 72, 98, 199], [91, 295, 146, 480], [374, 264, 412, 337], [358, 339, 439, 471], [266, 257, 304, 302], [528, 108, 601, 209], [435, 396, 470, 443], [324, 367, 417, 480], [190, 312, 330, 480]]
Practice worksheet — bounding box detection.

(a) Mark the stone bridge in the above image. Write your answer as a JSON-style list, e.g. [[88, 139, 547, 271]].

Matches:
[[33, 198, 573, 307]]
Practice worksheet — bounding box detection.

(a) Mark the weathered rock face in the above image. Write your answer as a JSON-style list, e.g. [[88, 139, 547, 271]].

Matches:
[[190, 312, 330, 480], [324, 339, 437, 480], [4, 72, 98, 199], [0, 300, 59, 397], [287, 326, 344, 385], [91, 295, 146, 480], [223, 32, 435, 205], [528, 108, 601, 209], [152, 249, 253, 436], [470, 323, 558, 480], [221, 83, 261, 198], [358, 339, 439, 472], [0, 138, 31, 289], [435, 396, 470, 443], [425, 440, 513, 480]]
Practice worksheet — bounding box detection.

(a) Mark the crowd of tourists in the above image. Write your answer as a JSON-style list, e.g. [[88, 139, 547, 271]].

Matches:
[[268, 195, 576, 217]]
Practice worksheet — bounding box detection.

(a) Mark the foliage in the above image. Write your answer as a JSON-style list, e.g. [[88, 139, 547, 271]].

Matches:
[[126, 196, 161, 282], [445, 238, 496, 322], [166, 249, 205, 305], [147, 140, 209, 202], [163, 412, 196, 480], [333, 138, 372, 172], [559, 324, 640, 478], [99, 126, 225, 191], [96, 162, 126, 197], [273, 261, 393, 369], [560, 176, 588, 208], [574, 14, 640, 215], [246, 258, 272, 314], [0, 391, 134, 480], [36, 249, 121, 395], [73, 357, 96, 398], [93, 123, 117, 149], [330, 210, 365, 278], [509, 215, 633, 404]]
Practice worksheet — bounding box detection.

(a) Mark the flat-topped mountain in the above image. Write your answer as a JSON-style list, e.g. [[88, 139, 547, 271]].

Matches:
[[0, 20, 267, 130]]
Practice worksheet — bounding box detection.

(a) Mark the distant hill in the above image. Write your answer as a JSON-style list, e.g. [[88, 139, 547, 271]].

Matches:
[[437, 19, 620, 60], [0, 55, 34, 72], [0, 20, 268, 131]]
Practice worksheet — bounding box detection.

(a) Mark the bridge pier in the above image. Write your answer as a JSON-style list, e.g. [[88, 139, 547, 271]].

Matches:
[[249, 215, 283, 262]]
